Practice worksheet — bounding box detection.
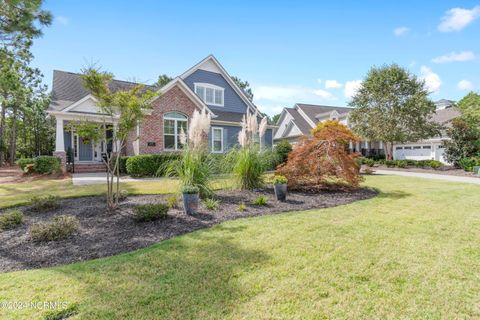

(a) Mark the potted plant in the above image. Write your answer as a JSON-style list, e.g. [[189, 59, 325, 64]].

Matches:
[[181, 185, 199, 215], [272, 175, 288, 201]]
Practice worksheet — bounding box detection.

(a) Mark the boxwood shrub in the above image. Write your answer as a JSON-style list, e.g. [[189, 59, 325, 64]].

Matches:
[[0, 210, 24, 231], [16, 158, 34, 171], [30, 215, 79, 242], [458, 157, 480, 172], [126, 154, 181, 177], [133, 203, 169, 221], [33, 156, 61, 174]]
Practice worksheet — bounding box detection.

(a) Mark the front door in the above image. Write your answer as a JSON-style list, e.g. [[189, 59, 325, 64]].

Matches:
[[79, 137, 93, 161]]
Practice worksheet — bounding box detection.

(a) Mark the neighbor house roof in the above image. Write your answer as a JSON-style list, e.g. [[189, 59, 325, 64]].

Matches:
[[49, 70, 157, 111], [295, 103, 352, 124], [431, 106, 462, 127], [285, 107, 312, 135]]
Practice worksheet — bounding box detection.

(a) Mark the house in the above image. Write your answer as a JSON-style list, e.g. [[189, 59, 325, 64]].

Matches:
[[274, 103, 384, 157], [48, 55, 275, 172], [274, 100, 461, 163], [393, 99, 461, 163]]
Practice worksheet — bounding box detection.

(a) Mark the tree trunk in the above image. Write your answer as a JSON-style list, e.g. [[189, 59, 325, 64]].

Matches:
[[0, 98, 6, 166], [9, 103, 18, 165]]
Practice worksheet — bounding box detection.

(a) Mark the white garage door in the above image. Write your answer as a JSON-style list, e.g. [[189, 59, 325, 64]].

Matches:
[[395, 145, 432, 160]]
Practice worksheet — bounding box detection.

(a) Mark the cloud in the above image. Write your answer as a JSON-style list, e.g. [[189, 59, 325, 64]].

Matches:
[[56, 16, 69, 25], [393, 26, 410, 36], [324, 80, 343, 89], [313, 89, 336, 100], [457, 80, 474, 91], [419, 66, 441, 94], [438, 6, 480, 32], [344, 80, 362, 99], [432, 51, 475, 63]]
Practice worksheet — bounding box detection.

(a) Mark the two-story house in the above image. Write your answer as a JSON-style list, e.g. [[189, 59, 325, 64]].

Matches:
[[48, 55, 274, 172]]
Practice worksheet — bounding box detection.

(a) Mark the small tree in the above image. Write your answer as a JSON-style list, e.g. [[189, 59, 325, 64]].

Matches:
[[274, 139, 292, 164], [349, 64, 440, 160], [71, 67, 156, 209], [457, 91, 480, 122], [443, 117, 480, 166], [276, 120, 361, 191]]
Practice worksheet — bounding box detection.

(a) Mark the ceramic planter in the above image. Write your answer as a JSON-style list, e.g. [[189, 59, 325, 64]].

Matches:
[[182, 192, 199, 215], [274, 183, 287, 201]]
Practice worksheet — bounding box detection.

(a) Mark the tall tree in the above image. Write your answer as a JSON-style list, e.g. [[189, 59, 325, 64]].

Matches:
[[155, 74, 172, 87], [348, 64, 440, 160], [232, 76, 254, 101], [443, 117, 480, 166], [457, 91, 480, 122]]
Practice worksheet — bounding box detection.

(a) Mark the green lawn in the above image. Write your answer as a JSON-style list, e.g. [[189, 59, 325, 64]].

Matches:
[[1, 175, 480, 319]]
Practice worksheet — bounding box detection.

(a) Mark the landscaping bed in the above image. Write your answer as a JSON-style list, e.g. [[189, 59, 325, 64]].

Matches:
[[0, 187, 376, 272]]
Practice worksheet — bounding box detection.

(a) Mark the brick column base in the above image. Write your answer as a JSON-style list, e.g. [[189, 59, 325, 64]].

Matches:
[[53, 151, 67, 173]]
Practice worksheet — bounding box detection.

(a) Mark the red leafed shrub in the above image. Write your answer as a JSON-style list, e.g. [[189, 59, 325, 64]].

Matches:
[[276, 120, 362, 191]]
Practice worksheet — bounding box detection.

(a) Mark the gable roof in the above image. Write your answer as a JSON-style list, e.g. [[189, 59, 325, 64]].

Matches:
[[179, 55, 262, 116], [431, 106, 462, 127], [285, 107, 312, 135], [49, 70, 157, 111], [295, 103, 352, 124]]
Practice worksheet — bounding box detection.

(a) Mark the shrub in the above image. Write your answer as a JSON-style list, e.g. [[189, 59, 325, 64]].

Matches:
[[30, 215, 79, 242], [262, 149, 282, 171], [395, 160, 408, 168], [272, 175, 288, 184], [364, 158, 375, 167], [181, 185, 199, 194], [112, 190, 128, 201], [252, 195, 268, 206], [429, 160, 442, 170], [385, 160, 396, 168], [166, 194, 179, 208], [238, 202, 246, 211], [458, 157, 480, 172], [225, 146, 266, 190], [274, 139, 293, 164], [276, 120, 361, 191], [0, 210, 24, 231], [126, 154, 180, 177], [16, 158, 34, 171], [133, 203, 169, 222], [33, 156, 61, 174], [203, 198, 220, 210], [119, 156, 129, 174], [31, 195, 60, 211]]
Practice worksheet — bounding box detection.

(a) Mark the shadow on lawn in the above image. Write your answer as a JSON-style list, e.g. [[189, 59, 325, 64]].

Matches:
[[54, 232, 270, 319], [376, 190, 412, 200]]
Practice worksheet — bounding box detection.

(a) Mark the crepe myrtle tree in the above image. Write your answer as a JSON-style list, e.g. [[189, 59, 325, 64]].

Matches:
[[348, 64, 440, 160], [69, 67, 157, 209]]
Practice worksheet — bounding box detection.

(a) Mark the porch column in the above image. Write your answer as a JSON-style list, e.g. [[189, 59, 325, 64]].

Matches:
[[53, 117, 66, 173], [55, 118, 65, 152], [112, 123, 120, 153]]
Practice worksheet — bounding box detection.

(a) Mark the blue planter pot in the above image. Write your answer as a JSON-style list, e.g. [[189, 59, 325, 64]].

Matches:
[[182, 192, 199, 215], [274, 183, 287, 201]]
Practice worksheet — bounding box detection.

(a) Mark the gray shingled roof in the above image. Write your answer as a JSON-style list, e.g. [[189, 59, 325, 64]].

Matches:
[[431, 106, 461, 127], [285, 107, 312, 135], [295, 103, 352, 124], [49, 70, 157, 111]]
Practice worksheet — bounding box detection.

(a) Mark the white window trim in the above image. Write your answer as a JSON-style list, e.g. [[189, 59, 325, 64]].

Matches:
[[194, 83, 224, 107], [163, 112, 188, 151], [211, 127, 224, 153]]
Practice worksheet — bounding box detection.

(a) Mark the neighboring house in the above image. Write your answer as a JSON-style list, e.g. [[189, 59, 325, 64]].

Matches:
[[274, 103, 384, 157], [393, 99, 461, 163], [48, 55, 275, 172]]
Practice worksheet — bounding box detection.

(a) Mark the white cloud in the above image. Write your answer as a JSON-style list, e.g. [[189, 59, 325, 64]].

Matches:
[[344, 80, 362, 99], [432, 51, 475, 63], [419, 66, 441, 94], [457, 80, 474, 91], [393, 26, 410, 36], [438, 6, 480, 32], [56, 16, 69, 25], [324, 80, 343, 89], [313, 89, 336, 100]]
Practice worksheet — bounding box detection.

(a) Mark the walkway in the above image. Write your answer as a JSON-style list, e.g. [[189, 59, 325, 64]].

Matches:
[[374, 169, 480, 185], [72, 172, 162, 186]]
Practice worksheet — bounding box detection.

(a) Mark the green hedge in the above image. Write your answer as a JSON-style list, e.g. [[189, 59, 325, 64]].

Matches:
[[16, 158, 34, 170], [458, 157, 480, 172], [360, 157, 443, 170], [126, 154, 181, 177], [33, 156, 61, 174]]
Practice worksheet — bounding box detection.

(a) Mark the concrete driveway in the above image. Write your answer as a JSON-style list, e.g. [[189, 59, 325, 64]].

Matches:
[[374, 169, 480, 185]]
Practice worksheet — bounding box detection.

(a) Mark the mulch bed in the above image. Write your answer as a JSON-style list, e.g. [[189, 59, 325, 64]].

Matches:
[[0, 187, 377, 273]]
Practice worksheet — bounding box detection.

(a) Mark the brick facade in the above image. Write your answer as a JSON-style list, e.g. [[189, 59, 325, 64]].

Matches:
[[125, 85, 198, 156]]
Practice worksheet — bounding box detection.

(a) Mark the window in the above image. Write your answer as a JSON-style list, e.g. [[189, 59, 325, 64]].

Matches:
[[212, 127, 223, 153], [194, 83, 224, 106], [396, 146, 403, 150], [413, 146, 421, 149], [404, 146, 412, 150], [423, 146, 431, 149], [163, 112, 188, 151]]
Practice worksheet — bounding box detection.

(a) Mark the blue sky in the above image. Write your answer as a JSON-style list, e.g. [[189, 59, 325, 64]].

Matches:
[[33, 0, 480, 116]]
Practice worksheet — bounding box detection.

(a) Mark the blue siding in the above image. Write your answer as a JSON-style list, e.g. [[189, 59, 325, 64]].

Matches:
[[183, 69, 248, 114], [208, 125, 273, 153], [264, 128, 273, 149]]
